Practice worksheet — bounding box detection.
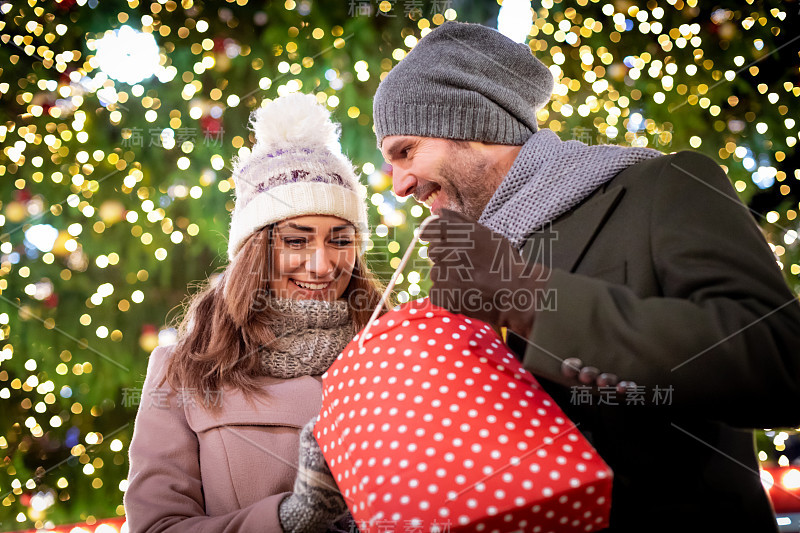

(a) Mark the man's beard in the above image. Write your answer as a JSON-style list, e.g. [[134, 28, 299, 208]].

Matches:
[[436, 143, 506, 220]]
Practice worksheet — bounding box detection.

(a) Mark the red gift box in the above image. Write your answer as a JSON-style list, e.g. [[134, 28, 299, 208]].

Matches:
[[317, 297, 613, 532]]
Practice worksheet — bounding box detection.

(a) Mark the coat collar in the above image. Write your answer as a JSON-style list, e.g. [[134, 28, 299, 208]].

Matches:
[[520, 183, 625, 273], [185, 375, 322, 433]]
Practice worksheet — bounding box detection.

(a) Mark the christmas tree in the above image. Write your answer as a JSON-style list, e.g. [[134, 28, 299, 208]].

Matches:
[[0, 0, 797, 528]]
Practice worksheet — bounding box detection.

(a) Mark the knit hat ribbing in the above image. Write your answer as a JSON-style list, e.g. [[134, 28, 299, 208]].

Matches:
[[372, 21, 555, 147], [227, 93, 369, 261]]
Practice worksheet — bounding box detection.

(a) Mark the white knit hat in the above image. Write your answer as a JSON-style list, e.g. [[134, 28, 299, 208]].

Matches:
[[227, 93, 369, 261]]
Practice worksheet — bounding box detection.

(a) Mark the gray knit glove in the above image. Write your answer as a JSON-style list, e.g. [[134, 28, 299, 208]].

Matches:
[[278, 417, 349, 533]]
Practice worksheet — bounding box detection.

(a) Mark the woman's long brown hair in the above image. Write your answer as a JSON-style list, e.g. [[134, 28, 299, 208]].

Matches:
[[158, 223, 390, 413]]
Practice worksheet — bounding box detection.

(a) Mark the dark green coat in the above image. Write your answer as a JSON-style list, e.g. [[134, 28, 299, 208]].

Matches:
[[506, 150, 800, 532]]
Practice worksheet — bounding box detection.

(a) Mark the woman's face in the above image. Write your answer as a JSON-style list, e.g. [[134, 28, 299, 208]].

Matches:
[[269, 215, 358, 301]]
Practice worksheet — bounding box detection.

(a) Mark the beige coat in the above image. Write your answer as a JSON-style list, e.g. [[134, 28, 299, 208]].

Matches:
[[124, 344, 323, 532]]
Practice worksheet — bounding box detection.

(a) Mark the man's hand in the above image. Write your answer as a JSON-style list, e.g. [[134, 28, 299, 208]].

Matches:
[[421, 209, 627, 391], [420, 208, 548, 339]]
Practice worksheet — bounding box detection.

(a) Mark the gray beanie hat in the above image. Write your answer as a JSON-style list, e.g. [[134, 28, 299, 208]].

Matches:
[[373, 21, 554, 147]]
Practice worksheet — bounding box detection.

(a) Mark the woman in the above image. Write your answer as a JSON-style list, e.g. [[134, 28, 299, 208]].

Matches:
[[124, 93, 386, 532]]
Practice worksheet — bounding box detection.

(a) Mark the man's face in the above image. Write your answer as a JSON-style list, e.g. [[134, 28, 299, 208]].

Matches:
[[380, 135, 504, 220]]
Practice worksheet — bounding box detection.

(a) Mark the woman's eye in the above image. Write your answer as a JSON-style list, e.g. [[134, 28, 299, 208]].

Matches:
[[283, 238, 306, 247]]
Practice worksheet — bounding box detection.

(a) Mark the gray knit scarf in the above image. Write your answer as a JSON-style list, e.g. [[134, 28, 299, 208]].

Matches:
[[260, 298, 355, 379], [478, 129, 663, 249]]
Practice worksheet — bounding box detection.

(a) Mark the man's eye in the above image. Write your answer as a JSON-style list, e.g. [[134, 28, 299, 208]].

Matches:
[[391, 147, 409, 161], [332, 239, 353, 246]]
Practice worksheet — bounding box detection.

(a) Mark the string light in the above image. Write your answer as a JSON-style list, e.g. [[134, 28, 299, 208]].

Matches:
[[0, 1, 797, 529]]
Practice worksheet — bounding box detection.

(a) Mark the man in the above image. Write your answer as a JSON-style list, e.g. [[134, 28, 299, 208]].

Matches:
[[372, 21, 800, 532]]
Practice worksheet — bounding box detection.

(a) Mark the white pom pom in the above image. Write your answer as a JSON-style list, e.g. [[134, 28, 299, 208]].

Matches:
[[250, 92, 339, 151]]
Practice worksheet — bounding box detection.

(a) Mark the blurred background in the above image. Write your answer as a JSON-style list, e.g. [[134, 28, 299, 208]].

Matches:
[[0, 0, 799, 530]]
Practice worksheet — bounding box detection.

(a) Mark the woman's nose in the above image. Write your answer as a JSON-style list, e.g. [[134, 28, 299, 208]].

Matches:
[[305, 246, 335, 278]]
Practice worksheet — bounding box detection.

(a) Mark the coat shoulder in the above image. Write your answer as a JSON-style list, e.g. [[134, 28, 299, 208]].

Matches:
[[141, 343, 178, 392], [616, 149, 724, 181], [607, 149, 730, 198]]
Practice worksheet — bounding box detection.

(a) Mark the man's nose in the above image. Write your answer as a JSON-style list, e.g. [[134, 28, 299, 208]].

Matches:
[[391, 166, 416, 198]]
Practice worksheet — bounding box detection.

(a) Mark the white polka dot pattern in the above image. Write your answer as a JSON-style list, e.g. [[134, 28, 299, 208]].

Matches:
[[317, 297, 613, 532]]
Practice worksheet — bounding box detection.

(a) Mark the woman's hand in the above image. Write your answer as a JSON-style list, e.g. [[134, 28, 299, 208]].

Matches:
[[278, 417, 349, 533]]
